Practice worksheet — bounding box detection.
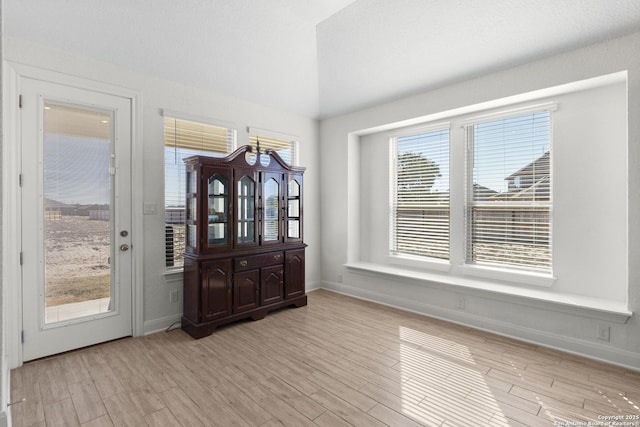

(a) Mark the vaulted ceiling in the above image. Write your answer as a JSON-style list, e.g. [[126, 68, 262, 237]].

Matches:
[[6, 0, 640, 119]]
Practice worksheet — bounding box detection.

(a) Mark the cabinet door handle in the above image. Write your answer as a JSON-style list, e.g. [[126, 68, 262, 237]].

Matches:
[[239, 260, 248, 267], [274, 254, 282, 261]]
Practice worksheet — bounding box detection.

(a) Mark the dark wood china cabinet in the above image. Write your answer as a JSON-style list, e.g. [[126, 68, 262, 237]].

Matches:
[[182, 145, 306, 339]]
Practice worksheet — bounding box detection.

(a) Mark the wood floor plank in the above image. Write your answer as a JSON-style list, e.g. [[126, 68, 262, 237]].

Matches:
[[157, 387, 207, 427], [10, 290, 640, 427], [307, 370, 377, 412], [367, 403, 428, 427], [260, 376, 326, 420], [43, 397, 80, 427], [202, 373, 274, 426], [102, 392, 147, 427], [358, 381, 422, 412], [69, 379, 108, 424], [80, 414, 115, 427], [144, 407, 181, 427], [39, 358, 71, 405], [58, 352, 93, 385], [509, 383, 584, 410], [127, 387, 165, 417], [201, 399, 254, 427], [311, 411, 353, 427], [9, 396, 45, 427], [257, 393, 318, 427], [310, 388, 387, 427], [89, 364, 126, 400]]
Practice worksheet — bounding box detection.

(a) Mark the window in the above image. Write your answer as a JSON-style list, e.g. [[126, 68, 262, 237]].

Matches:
[[164, 116, 236, 268], [248, 133, 296, 166], [391, 128, 450, 259], [466, 111, 551, 271]]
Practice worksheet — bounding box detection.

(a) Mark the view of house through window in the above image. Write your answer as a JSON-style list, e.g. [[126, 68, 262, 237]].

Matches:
[[466, 111, 552, 271], [164, 117, 236, 268], [391, 128, 450, 259]]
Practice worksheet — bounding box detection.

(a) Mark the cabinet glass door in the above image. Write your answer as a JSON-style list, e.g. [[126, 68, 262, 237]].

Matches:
[[208, 175, 228, 246], [186, 169, 197, 250], [287, 178, 301, 239], [237, 175, 256, 244], [263, 178, 279, 242]]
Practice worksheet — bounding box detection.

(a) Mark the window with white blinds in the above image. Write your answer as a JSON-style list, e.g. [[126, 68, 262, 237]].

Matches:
[[466, 111, 551, 271], [391, 129, 450, 259], [248, 133, 296, 166], [164, 117, 236, 268]]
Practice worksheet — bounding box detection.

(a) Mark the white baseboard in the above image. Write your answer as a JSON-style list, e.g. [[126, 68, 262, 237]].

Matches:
[[318, 281, 640, 371], [0, 410, 7, 427], [143, 314, 183, 336]]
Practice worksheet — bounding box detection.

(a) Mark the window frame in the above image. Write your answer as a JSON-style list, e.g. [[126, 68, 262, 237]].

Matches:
[[382, 103, 558, 286], [388, 123, 451, 269], [463, 107, 555, 278]]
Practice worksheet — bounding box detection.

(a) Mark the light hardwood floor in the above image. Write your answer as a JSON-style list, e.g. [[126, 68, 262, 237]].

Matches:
[[10, 289, 640, 426]]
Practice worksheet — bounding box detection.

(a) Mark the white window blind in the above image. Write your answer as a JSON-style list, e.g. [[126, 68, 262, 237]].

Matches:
[[391, 129, 450, 259], [164, 117, 236, 268], [248, 133, 296, 166], [466, 111, 551, 271]]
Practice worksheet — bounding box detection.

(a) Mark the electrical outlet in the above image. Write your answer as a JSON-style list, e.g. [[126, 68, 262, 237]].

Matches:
[[457, 297, 466, 310], [596, 325, 610, 342], [170, 290, 179, 303]]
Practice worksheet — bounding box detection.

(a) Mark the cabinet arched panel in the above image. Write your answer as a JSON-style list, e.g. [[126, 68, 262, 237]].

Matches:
[[202, 260, 232, 321], [234, 270, 260, 312], [261, 265, 284, 304]]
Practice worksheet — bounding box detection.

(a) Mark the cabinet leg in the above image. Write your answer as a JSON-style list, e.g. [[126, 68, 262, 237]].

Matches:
[[250, 311, 267, 321]]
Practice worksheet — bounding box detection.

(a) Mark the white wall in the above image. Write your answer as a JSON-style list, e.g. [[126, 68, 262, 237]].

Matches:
[[320, 31, 640, 369], [4, 38, 320, 338]]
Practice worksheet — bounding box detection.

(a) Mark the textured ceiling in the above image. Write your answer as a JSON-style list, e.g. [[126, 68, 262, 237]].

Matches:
[[5, 0, 640, 119]]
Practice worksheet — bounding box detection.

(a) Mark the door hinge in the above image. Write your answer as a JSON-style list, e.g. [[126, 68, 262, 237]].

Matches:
[[19, 252, 23, 265], [18, 94, 23, 109], [19, 174, 23, 187], [21, 330, 24, 344]]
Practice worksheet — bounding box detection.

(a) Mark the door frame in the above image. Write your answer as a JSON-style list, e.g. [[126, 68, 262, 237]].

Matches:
[[3, 62, 144, 368]]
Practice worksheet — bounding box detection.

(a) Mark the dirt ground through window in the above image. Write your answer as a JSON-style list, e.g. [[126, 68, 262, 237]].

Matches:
[[45, 215, 110, 306]]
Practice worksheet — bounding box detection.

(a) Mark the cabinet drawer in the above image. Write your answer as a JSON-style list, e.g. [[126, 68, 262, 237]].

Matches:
[[235, 251, 284, 271]]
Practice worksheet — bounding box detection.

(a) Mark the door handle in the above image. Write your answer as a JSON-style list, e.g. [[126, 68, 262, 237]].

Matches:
[[120, 244, 130, 252]]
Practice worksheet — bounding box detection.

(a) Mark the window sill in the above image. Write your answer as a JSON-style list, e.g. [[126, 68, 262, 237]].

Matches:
[[458, 264, 555, 287], [387, 254, 451, 272], [163, 268, 183, 280], [344, 261, 631, 324]]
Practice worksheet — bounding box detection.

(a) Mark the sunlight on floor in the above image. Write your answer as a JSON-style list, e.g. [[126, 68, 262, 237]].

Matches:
[[398, 326, 512, 426]]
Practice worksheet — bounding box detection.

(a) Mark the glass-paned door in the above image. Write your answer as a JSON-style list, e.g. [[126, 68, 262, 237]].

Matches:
[[287, 176, 302, 241], [185, 168, 197, 251], [237, 174, 256, 245], [263, 177, 280, 242], [20, 76, 133, 362], [208, 174, 228, 246], [43, 104, 113, 320]]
